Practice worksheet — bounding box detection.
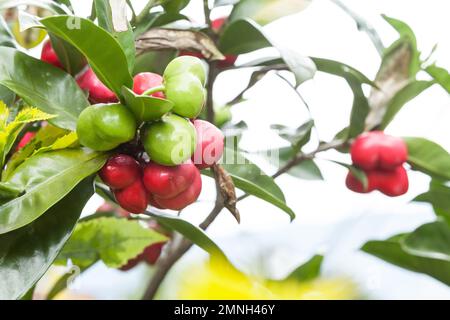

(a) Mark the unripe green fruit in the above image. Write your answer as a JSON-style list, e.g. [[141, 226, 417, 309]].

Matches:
[[214, 105, 232, 127], [164, 73, 206, 118], [164, 56, 206, 86], [77, 103, 136, 151], [143, 114, 196, 166]]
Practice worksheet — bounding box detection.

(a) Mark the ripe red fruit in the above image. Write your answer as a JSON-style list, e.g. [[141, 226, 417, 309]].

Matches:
[[41, 40, 63, 69], [143, 160, 197, 199], [351, 131, 408, 170], [211, 17, 227, 32], [346, 166, 409, 197], [76, 68, 118, 104], [16, 132, 36, 151], [192, 120, 224, 169], [99, 154, 141, 189], [114, 179, 149, 213], [153, 168, 202, 210], [133, 72, 165, 99]]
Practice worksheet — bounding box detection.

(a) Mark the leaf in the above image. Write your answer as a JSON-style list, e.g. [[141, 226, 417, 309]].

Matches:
[[94, 0, 135, 73], [278, 47, 316, 86], [332, 160, 368, 190], [362, 234, 450, 286], [365, 43, 411, 130], [402, 221, 450, 262], [219, 19, 272, 55], [0, 149, 108, 234], [56, 217, 167, 269], [2, 125, 69, 181], [0, 178, 93, 300], [49, 33, 86, 76], [162, 0, 190, 13], [311, 57, 373, 139], [229, 0, 311, 26], [32, 131, 78, 155], [284, 254, 323, 283], [382, 15, 420, 77], [0, 15, 18, 48], [0, 181, 22, 201], [204, 148, 296, 220], [0, 47, 89, 130], [41, 15, 133, 97], [121, 86, 173, 122], [379, 80, 433, 130], [0, 107, 55, 166], [147, 210, 228, 260], [134, 12, 188, 37], [271, 119, 313, 149], [136, 28, 225, 61], [134, 49, 177, 75], [404, 137, 450, 181], [0, 0, 70, 14], [414, 181, 450, 224], [426, 65, 450, 94]]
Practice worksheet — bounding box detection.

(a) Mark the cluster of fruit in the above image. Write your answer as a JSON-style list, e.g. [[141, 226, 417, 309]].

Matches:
[[40, 40, 224, 214], [346, 131, 409, 197]]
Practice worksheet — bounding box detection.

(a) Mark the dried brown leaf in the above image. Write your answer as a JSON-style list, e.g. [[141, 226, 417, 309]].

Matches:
[[136, 28, 225, 61]]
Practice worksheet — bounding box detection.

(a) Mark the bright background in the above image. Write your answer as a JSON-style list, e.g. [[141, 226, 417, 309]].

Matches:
[[52, 0, 450, 299]]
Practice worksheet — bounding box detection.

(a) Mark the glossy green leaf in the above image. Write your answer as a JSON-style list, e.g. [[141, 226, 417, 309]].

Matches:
[[347, 74, 370, 139], [0, 107, 54, 166], [0, 178, 93, 300], [134, 50, 177, 75], [259, 146, 323, 181], [362, 233, 450, 286], [162, 0, 190, 13], [279, 47, 316, 86], [402, 221, 450, 262], [332, 160, 368, 190], [284, 254, 323, 282], [2, 125, 69, 181], [0, 47, 89, 130], [404, 137, 450, 181], [271, 119, 313, 150], [312, 57, 375, 86], [219, 19, 272, 55], [134, 12, 187, 37], [147, 210, 228, 260], [41, 15, 133, 97], [230, 0, 311, 25], [426, 65, 450, 94], [0, 149, 108, 234], [56, 217, 167, 269], [414, 180, 450, 224], [49, 34, 86, 76], [121, 86, 173, 122], [94, 0, 135, 73], [205, 148, 296, 220], [380, 81, 433, 129]]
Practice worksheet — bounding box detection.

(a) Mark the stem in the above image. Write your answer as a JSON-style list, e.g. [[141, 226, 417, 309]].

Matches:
[[203, 0, 212, 28], [135, 0, 157, 24], [142, 85, 165, 96]]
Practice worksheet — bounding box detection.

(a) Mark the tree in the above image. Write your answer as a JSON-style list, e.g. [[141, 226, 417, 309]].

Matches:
[[0, 0, 449, 300]]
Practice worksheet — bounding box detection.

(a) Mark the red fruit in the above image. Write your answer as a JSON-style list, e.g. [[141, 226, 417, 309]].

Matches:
[[143, 160, 197, 199], [148, 193, 164, 209], [351, 131, 408, 170], [153, 169, 202, 210], [76, 68, 118, 104], [16, 132, 36, 151], [114, 179, 149, 213], [211, 17, 227, 32], [99, 154, 141, 189], [133, 72, 165, 99], [41, 40, 63, 69], [372, 166, 409, 197], [346, 166, 409, 197], [192, 120, 224, 169]]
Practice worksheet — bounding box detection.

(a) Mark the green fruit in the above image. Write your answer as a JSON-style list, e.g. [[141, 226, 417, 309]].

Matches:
[[214, 105, 232, 127], [164, 73, 206, 118], [143, 114, 196, 166], [76, 103, 136, 151], [164, 56, 206, 86]]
